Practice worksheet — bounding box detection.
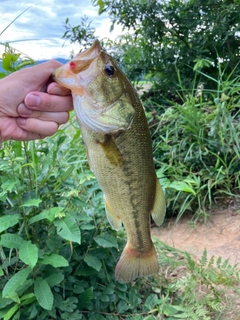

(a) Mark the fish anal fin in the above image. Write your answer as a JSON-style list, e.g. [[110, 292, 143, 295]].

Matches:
[[99, 135, 123, 167], [115, 242, 159, 283], [151, 177, 166, 226], [104, 196, 122, 231]]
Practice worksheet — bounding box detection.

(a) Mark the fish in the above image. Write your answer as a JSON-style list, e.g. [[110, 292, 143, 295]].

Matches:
[[52, 39, 166, 283]]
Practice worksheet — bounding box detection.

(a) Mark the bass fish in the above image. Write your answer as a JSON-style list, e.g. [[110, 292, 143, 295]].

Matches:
[[53, 40, 166, 283]]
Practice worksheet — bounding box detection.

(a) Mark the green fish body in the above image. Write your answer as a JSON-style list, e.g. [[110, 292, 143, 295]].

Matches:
[[53, 40, 166, 283]]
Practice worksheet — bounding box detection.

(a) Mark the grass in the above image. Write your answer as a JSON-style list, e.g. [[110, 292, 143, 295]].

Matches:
[[144, 68, 240, 222], [152, 239, 240, 320]]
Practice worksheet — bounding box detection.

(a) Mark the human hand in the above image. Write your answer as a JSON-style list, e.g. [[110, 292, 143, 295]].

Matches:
[[0, 60, 73, 143]]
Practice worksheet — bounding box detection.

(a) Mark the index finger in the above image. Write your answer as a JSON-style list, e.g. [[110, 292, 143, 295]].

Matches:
[[47, 82, 72, 96], [24, 92, 73, 112]]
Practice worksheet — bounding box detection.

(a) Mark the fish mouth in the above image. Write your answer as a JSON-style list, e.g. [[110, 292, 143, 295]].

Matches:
[[52, 39, 102, 92]]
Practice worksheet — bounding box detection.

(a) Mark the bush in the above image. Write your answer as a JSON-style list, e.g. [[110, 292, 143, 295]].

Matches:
[[145, 67, 240, 221], [0, 117, 155, 319]]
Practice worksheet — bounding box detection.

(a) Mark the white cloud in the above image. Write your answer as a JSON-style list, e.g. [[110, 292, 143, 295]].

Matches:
[[0, 0, 120, 60]]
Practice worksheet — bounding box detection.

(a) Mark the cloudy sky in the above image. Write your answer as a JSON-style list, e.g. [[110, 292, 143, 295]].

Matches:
[[0, 0, 122, 60]]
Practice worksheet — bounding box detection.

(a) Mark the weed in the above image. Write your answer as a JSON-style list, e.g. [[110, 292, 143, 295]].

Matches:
[[147, 66, 240, 221]]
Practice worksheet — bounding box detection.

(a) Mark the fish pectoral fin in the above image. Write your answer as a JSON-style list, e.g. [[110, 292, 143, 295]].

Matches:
[[151, 177, 166, 226], [100, 135, 123, 167], [104, 195, 122, 231]]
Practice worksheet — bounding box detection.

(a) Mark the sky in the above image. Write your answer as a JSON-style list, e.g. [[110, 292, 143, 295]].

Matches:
[[0, 0, 122, 60]]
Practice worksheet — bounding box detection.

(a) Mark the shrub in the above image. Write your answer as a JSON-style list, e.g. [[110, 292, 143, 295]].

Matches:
[[146, 68, 240, 221]]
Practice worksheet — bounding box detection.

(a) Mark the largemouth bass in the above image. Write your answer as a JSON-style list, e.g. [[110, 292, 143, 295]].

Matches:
[[53, 40, 166, 283]]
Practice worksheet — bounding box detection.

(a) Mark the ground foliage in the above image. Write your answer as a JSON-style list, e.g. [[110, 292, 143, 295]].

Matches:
[[147, 68, 240, 221]]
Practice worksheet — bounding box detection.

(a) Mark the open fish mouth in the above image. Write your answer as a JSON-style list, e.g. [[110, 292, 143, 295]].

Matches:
[[52, 40, 102, 91], [53, 39, 136, 133]]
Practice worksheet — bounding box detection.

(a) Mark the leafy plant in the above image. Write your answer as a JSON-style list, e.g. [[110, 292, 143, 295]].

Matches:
[[62, 16, 96, 56], [0, 44, 35, 78], [0, 118, 140, 319], [93, 0, 240, 97], [146, 64, 240, 221], [0, 6, 35, 78], [153, 239, 240, 320]]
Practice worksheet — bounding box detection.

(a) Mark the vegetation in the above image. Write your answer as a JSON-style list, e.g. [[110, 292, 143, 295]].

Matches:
[[150, 68, 240, 221], [1, 0, 240, 318], [92, 0, 240, 96]]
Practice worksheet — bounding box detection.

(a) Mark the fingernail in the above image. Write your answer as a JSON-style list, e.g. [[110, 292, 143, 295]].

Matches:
[[48, 85, 62, 95], [18, 104, 33, 115], [25, 93, 41, 108], [17, 118, 27, 126]]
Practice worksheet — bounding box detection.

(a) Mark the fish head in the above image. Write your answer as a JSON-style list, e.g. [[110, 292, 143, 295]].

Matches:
[[53, 39, 135, 134]]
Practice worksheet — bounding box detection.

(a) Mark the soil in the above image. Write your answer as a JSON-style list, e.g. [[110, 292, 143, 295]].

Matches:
[[151, 206, 240, 319], [152, 207, 240, 266]]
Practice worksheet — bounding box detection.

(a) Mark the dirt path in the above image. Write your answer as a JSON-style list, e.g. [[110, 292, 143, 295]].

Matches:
[[152, 208, 240, 266]]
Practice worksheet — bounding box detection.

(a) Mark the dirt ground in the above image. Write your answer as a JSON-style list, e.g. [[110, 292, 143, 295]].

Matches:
[[151, 206, 240, 319], [152, 207, 240, 266]]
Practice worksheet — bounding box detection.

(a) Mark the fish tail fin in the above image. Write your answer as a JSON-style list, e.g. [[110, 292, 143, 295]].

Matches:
[[115, 242, 159, 283]]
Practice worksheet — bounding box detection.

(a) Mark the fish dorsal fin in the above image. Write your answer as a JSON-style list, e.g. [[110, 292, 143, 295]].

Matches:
[[151, 177, 166, 226], [104, 195, 122, 231]]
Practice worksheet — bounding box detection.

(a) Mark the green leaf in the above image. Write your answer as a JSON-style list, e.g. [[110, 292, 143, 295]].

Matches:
[[144, 293, 159, 311], [129, 287, 142, 307], [2, 304, 18, 320], [1, 178, 19, 192], [0, 72, 6, 78], [167, 181, 196, 195], [34, 277, 53, 310], [2, 53, 15, 71], [84, 254, 102, 272], [21, 198, 42, 207], [94, 0, 106, 14], [54, 214, 81, 244], [0, 292, 12, 309], [0, 233, 24, 249], [29, 207, 64, 224], [78, 287, 94, 310], [89, 315, 106, 320], [20, 293, 36, 305], [0, 267, 3, 276], [0, 214, 20, 233], [100, 294, 109, 302], [2, 267, 31, 298], [117, 299, 130, 313], [4, 292, 20, 304], [19, 241, 38, 269], [94, 234, 118, 248], [45, 272, 64, 287], [39, 254, 69, 268]]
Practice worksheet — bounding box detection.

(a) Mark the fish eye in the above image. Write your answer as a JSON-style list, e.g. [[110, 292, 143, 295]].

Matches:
[[104, 65, 115, 77]]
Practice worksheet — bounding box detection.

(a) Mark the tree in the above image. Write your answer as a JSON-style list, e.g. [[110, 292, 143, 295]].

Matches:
[[62, 16, 96, 54], [92, 0, 240, 97]]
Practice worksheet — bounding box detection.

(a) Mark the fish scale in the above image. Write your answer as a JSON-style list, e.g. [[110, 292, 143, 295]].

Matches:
[[52, 39, 166, 283]]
